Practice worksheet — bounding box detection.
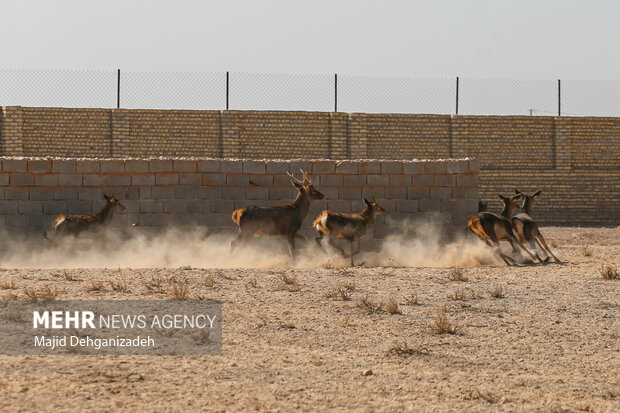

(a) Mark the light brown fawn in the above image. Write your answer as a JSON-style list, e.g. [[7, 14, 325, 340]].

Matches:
[[50, 193, 126, 238], [512, 189, 559, 262], [467, 193, 538, 265], [230, 170, 324, 257], [313, 196, 385, 266]]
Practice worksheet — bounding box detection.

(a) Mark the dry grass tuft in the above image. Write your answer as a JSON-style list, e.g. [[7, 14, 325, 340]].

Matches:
[[63, 270, 77, 282], [279, 273, 300, 292], [447, 267, 468, 282], [582, 245, 593, 257], [488, 284, 506, 298], [203, 276, 215, 288], [431, 305, 458, 335], [325, 284, 353, 301], [87, 281, 105, 292], [0, 279, 16, 290], [447, 288, 468, 301], [109, 280, 129, 292], [385, 297, 401, 315], [357, 295, 383, 314], [279, 321, 296, 329], [386, 342, 429, 357], [469, 388, 498, 403], [246, 278, 258, 289], [405, 291, 420, 306], [23, 287, 38, 301], [171, 282, 189, 300], [39, 285, 58, 301], [599, 265, 619, 280]]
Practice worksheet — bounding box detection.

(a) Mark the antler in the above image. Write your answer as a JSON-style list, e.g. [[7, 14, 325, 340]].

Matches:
[[299, 169, 311, 184], [286, 171, 304, 185]]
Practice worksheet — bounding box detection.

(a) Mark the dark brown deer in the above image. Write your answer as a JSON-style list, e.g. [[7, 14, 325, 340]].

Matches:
[[313, 196, 386, 266], [467, 193, 538, 265], [230, 170, 324, 257], [512, 189, 560, 262], [50, 193, 126, 238]]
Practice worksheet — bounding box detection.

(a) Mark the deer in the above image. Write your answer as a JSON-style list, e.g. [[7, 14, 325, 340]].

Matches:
[[511, 189, 560, 262], [49, 193, 126, 238], [230, 170, 324, 257], [313, 196, 386, 266], [467, 193, 538, 265]]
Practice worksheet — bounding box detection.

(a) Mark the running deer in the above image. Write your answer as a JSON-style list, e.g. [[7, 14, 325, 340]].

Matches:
[[313, 196, 386, 266], [467, 193, 538, 265], [230, 170, 324, 257], [512, 189, 560, 262], [50, 193, 126, 238]]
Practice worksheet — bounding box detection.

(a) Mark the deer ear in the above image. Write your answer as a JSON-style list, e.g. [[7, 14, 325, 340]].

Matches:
[[514, 189, 522, 195], [497, 194, 504, 200], [104, 193, 110, 200], [533, 190, 542, 197], [291, 180, 303, 189], [370, 196, 376, 203], [363, 197, 371, 206]]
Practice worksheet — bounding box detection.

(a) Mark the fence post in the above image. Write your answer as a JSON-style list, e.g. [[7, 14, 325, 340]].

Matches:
[[334, 73, 338, 112], [455, 76, 459, 115], [116, 69, 120, 109], [226, 71, 230, 110], [557, 79, 561, 116]]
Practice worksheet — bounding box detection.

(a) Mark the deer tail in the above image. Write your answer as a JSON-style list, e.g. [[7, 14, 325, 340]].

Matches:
[[231, 208, 244, 227], [51, 214, 66, 229], [313, 211, 330, 233]]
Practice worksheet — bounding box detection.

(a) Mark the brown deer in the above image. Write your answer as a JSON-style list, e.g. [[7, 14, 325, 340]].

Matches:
[[467, 193, 538, 265], [50, 193, 126, 238], [512, 189, 560, 262], [230, 170, 324, 257], [313, 196, 386, 266]]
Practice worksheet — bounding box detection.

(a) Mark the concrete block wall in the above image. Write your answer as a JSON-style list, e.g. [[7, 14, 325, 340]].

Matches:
[[0, 157, 479, 239]]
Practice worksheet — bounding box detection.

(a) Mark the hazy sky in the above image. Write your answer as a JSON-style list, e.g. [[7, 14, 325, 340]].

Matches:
[[2, 0, 618, 79]]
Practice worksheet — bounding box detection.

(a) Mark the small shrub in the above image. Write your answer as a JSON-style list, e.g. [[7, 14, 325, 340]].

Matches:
[[325, 285, 351, 301], [279, 273, 300, 292], [39, 285, 58, 301], [582, 245, 592, 257], [109, 280, 129, 292], [447, 288, 467, 301], [386, 342, 429, 357], [23, 288, 38, 301], [447, 267, 468, 282], [0, 279, 16, 290], [246, 278, 258, 289], [488, 284, 506, 298], [63, 270, 77, 282], [171, 282, 189, 300], [87, 281, 105, 292], [279, 321, 296, 329], [385, 297, 401, 315], [599, 265, 619, 280], [203, 276, 215, 288], [432, 305, 458, 335], [405, 291, 420, 306], [357, 295, 383, 314]]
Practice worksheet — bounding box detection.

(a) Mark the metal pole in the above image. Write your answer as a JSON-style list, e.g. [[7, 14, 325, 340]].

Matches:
[[226, 71, 230, 110], [557, 79, 561, 116], [455, 76, 459, 115], [117, 69, 120, 109], [334, 73, 338, 112]]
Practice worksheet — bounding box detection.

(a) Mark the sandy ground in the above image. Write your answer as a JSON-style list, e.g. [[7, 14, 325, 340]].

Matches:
[[0, 226, 618, 412]]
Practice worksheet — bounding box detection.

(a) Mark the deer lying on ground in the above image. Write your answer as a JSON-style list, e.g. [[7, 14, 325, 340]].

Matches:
[[511, 189, 560, 262], [467, 193, 538, 265], [230, 170, 324, 257], [50, 193, 126, 238], [314, 196, 386, 266]]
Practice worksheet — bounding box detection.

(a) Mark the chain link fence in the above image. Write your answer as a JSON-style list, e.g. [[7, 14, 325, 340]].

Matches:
[[1, 69, 619, 116]]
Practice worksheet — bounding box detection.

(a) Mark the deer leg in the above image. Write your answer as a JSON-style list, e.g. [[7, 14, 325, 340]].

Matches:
[[488, 233, 516, 266], [287, 232, 297, 257], [510, 235, 539, 263], [535, 235, 560, 262], [314, 233, 324, 248], [326, 236, 346, 257], [528, 239, 547, 262]]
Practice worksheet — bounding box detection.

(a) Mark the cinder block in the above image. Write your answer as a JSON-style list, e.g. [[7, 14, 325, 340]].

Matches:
[[434, 175, 456, 187], [34, 174, 58, 186], [0, 200, 18, 213], [53, 188, 78, 200], [76, 160, 100, 173], [249, 174, 273, 186], [67, 201, 92, 214], [125, 160, 149, 172], [362, 187, 384, 199], [339, 187, 361, 200], [131, 174, 156, 186], [227, 174, 249, 186], [140, 200, 164, 213], [29, 188, 54, 201], [150, 159, 173, 172], [0, 173, 8, 185], [175, 213, 199, 227], [265, 162, 289, 174], [79, 188, 102, 200], [179, 173, 202, 185], [309, 200, 328, 214], [203, 173, 226, 186], [211, 199, 235, 213], [139, 186, 152, 199], [19, 200, 42, 214], [384, 187, 407, 199], [381, 161, 403, 174], [320, 187, 338, 200], [156, 173, 179, 185], [430, 187, 452, 200], [289, 161, 312, 174], [367, 175, 389, 187], [43, 201, 67, 214], [120, 200, 139, 213], [343, 175, 366, 187], [10, 173, 34, 186], [452, 187, 478, 200], [5, 215, 29, 227], [187, 200, 210, 213], [175, 186, 198, 199], [389, 175, 411, 187], [446, 160, 469, 174], [199, 186, 222, 199], [102, 175, 131, 186], [5, 188, 29, 200], [222, 187, 245, 200], [173, 160, 197, 172], [468, 159, 480, 172], [164, 200, 187, 213], [151, 186, 175, 199], [274, 174, 295, 187], [419, 199, 442, 212], [335, 161, 359, 174], [221, 160, 242, 173], [197, 159, 220, 173], [83, 174, 102, 186], [269, 187, 295, 200], [413, 175, 433, 186], [313, 160, 336, 174], [246, 187, 269, 200], [242, 160, 265, 174], [199, 212, 230, 227], [28, 160, 52, 173], [321, 174, 342, 186], [100, 160, 125, 173], [359, 161, 380, 174], [403, 161, 424, 175], [424, 161, 446, 174], [408, 187, 429, 199], [456, 174, 479, 187], [52, 160, 77, 173], [327, 200, 351, 212], [30, 214, 51, 228], [58, 174, 82, 186], [2, 159, 27, 172], [396, 199, 419, 212]]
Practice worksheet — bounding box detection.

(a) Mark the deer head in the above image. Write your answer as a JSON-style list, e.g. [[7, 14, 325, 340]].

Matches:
[[515, 189, 541, 215], [103, 193, 126, 213], [287, 170, 324, 201], [498, 193, 521, 218], [363, 196, 386, 216]]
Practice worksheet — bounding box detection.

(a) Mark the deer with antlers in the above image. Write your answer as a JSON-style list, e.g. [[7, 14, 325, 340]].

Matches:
[[467, 193, 538, 265], [511, 189, 560, 262], [49, 193, 126, 238], [230, 170, 324, 257], [314, 196, 386, 266]]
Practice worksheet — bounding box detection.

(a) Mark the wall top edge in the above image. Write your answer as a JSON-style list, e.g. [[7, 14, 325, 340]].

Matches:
[[0, 156, 474, 163]]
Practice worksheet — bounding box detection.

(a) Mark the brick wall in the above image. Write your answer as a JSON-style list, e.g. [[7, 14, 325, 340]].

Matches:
[[1, 106, 618, 224], [0, 157, 479, 240]]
